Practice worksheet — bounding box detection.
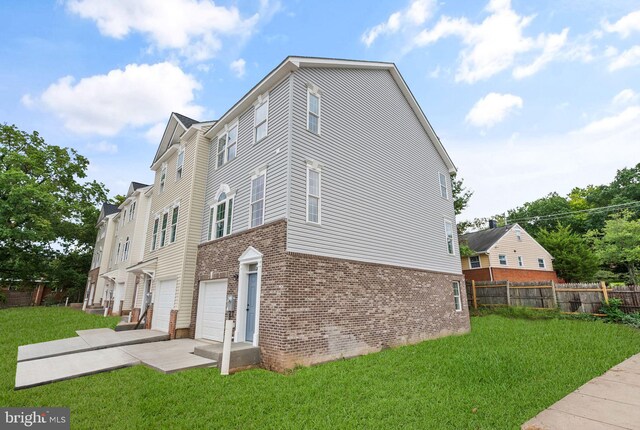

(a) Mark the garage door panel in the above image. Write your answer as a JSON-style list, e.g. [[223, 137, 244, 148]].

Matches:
[[196, 280, 227, 342]]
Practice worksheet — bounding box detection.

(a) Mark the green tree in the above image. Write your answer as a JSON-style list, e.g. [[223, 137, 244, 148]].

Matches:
[[0, 123, 107, 288], [535, 224, 599, 282], [451, 173, 473, 216], [590, 211, 640, 285]]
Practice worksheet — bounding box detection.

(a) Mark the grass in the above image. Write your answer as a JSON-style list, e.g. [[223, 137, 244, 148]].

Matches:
[[1, 307, 639, 429]]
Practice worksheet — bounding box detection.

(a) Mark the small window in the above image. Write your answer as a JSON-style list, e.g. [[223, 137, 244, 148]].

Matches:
[[151, 218, 159, 251], [129, 201, 136, 221], [210, 192, 234, 240], [307, 167, 321, 223], [453, 281, 462, 311], [439, 172, 448, 199], [538, 258, 545, 268], [216, 124, 238, 168], [517, 256, 524, 267], [123, 209, 127, 223], [499, 254, 507, 265], [123, 237, 130, 261], [159, 164, 167, 193], [160, 212, 168, 247], [176, 148, 185, 180], [469, 256, 480, 268], [514, 226, 522, 241], [444, 220, 454, 255], [216, 134, 227, 168], [115, 242, 121, 262], [170, 206, 179, 243], [250, 171, 266, 227], [307, 90, 320, 134], [255, 100, 268, 142]]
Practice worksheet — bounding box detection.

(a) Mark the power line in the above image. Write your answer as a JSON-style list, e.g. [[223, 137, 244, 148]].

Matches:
[[507, 200, 640, 224]]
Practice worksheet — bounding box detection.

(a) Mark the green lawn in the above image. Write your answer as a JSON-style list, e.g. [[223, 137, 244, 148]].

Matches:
[[1, 308, 639, 429]]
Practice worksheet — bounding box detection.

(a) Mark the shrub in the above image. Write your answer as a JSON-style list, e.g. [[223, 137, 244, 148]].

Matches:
[[600, 298, 640, 329]]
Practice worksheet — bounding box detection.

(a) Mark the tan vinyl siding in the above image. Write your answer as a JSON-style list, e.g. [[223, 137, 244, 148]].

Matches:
[[488, 226, 554, 271], [460, 254, 490, 270]]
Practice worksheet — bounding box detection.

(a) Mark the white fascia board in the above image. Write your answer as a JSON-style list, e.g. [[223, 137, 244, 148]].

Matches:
[[150, 143, 178, 171]]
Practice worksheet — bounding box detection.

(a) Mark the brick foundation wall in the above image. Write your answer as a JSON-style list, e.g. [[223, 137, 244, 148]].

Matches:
[[464, 267, 559, 283], [145, 305, 153, 330], [169, 310, 178, 339], [192, 219, 470, 372]]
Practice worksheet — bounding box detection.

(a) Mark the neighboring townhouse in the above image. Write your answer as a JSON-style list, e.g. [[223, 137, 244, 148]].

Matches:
[[189, 56, 470, 371], [99, 182, 152, 316], [126, 113, 215, 336], [84, 203, 119, 309], [459, 222, 559, 283]]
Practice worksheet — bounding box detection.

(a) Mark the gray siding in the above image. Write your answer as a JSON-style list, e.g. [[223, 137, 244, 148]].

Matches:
[[287, 67, 462, 274], [200, 76, 290, 242]]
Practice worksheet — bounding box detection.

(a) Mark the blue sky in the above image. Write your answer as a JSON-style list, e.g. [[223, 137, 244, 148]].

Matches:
[[1, 0, 639, 221]]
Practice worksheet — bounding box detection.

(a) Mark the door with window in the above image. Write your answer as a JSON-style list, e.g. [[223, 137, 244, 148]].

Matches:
[[245, 271, 258, 343]]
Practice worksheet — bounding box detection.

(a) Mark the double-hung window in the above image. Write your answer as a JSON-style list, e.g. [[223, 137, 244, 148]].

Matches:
[[469, 255, 480, 268], [176, 148, 185, 180], [123, 237, 130, 261], [159, 164, 167, 193], [151, 218, 159, 250], [209, 192, 234, 240], [216, 124, 238, 168], [439, 172, 448, 199], [160, 212, 168, 247], [170, 206, 179, 243], [444, 219, 454, 255], [129, 201, 136, 221], [307, 166, 321, 223], [250, 171, 266, 228], [115, 242, 121, 263], [307, 88, 321, 134], [538, 258, 546, 268], [499, 254, 507, 265], [254, 98, 268, 142], [216, 134, 227, 168], [517, 256, 524, 267], [453, 281, 462, 311]]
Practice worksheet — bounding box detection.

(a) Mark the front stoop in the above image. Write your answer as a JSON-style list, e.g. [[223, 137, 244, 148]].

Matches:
[[193, 342, 261, 371]]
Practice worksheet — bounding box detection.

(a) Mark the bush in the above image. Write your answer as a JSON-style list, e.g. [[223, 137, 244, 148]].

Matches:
[[0, 291, 6, 304], [600, 298, 640, 329]]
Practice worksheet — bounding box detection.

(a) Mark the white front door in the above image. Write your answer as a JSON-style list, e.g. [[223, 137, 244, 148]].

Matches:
[[113, 282, 125, 313], [195, 280, 227, 341], [152, 279, 176, 333]]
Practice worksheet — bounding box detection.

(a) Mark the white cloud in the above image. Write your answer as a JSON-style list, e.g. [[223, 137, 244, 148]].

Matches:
[[612, 89, 639, 106], [362, 0, 436, 47], [603, 10, 640, 38], [144, 122, 168, 144], [412, 0, 568, 83], [230, 58, 246, 78], [576, 105, 640, 135], [608, 45, 640, 71], [86, 141, 118, 154], [65, 0, 267, 61], [27, 62, 203, 136], [465, 92, 523, 128]]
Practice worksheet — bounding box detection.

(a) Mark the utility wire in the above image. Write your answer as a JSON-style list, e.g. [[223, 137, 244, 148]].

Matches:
[[507, 200, 640, 224]]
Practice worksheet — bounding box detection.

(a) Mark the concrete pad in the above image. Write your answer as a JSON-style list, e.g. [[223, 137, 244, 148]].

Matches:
[[17, 337, 91, 362], [15, 348, 139, 390], [120, 339, 216, 374], [193, 341, 261, 369], [599, 368, 640, 387], [76, 328, 168, 348], [522, 408, 626, 430], [551, 393, 640, 429], [610, 357, 640, 376], [577, 377, 640, 406]]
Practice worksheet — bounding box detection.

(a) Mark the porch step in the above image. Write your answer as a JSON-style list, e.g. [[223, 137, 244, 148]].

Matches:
[[115, 322, 142, 332], [85, 308, 105, 315], [193, 342, 261, 370]]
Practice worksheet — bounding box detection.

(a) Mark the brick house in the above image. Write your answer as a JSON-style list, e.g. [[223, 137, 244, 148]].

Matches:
[[459, 222, 559, 283]]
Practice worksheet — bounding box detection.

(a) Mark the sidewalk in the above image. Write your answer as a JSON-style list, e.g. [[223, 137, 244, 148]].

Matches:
[[522, 353, 640, 429]]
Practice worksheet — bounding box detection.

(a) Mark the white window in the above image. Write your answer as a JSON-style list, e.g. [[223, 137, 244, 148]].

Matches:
[[254, 99, 268, 142], [538, 258, 546, 268], [250, 171, 266, 228], [453, 281, 462, 311], [170, 206, 179, 243], [122, 210, 127, 224], [123, 237, 130, 261], [469, 256, 480, 269], [444, 219, 454, 255], [151, 217, 159, 251], [439, 172, 448, 199], [514, 226, 522, 241], [216, 124, 238, 168], [306, 166, 321, 223], [129, 201, 136, 221], [176, 148, 185, 180], [499, 254, 507, 265], [517, 256, 524, 267], [307, 89, 321, 134], [209, 192, 234, 240], [160, 212, 169, 247], [115, 242, 121, 263], [159, 164, 167, 193]]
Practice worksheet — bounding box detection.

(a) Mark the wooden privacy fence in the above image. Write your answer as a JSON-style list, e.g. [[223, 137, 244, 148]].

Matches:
[[466, 280, 640, 315]]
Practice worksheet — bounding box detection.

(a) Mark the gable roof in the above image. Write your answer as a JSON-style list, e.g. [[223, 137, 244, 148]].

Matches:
[[173, 112, 199, 129], [202, 55, 456, 173], [131, 182, 148, 191], [151, 112, 202, 166], [97, 203, 119, 225], [460, 224, 515, 253]]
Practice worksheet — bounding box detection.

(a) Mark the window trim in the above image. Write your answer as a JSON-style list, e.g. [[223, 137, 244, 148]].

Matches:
[[254, 95, 269, 144], [453, 281, 462, 312], [160, 212, 169, 247], [306, 164, 322, 224], [538, 258, 546, 269], [444, 218, 455, 255], [469, 255, 481, 269], [306, 85, 321, 135], [176, 147, 185, 180], [159, 163, 167, 193], [151, 217, 159, 251], [122, 237, 130, 261], [249, 168, 267, 228], [514, 226, 522, 241], [517, 256, 524, 267], [498, 254, 508, 266], [209, 192, 235, 240], [170, 206, 179, 244], [215, 121, 239, 169], [439, 172, 448, 199], [129, 201, 136, 221]]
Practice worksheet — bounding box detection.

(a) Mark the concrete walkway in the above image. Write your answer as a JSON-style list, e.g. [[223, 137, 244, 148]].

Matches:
[[15, 331, 217, 390], [522, 353, 640, 430]]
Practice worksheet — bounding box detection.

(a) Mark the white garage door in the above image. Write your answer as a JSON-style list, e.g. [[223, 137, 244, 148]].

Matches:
[[196, 280, 227, 341], [152, 279, 176, 333]]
